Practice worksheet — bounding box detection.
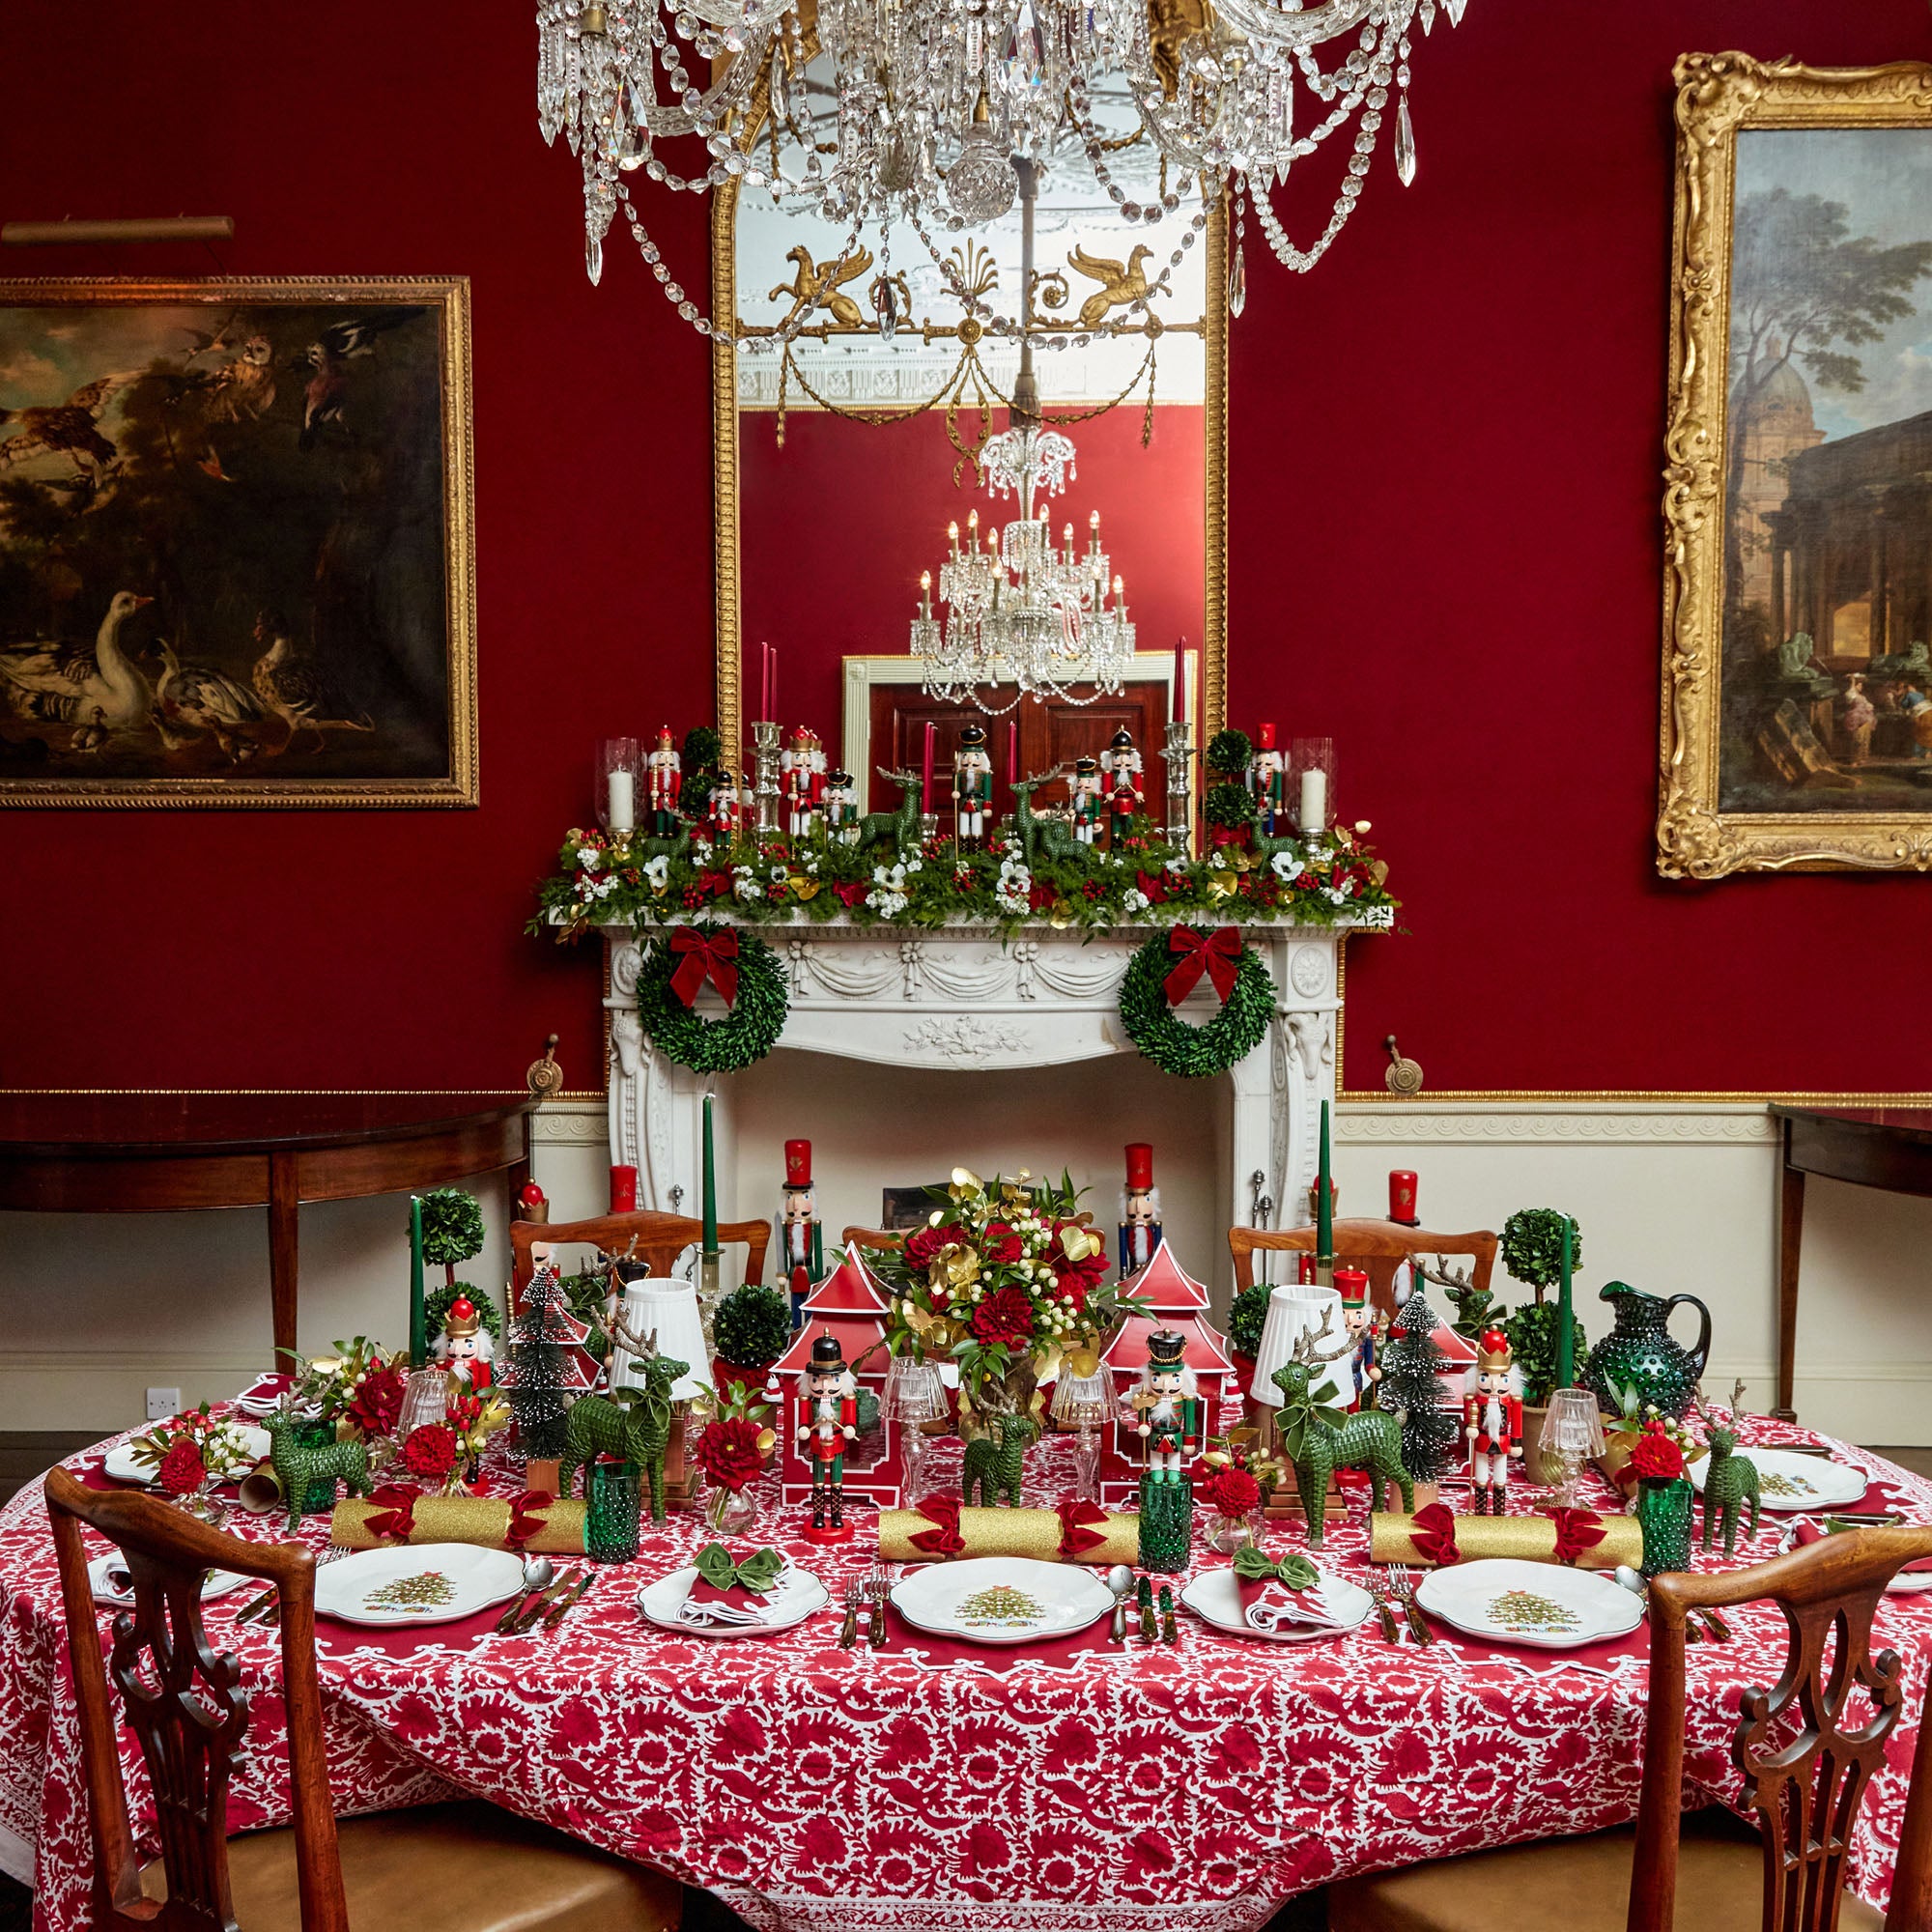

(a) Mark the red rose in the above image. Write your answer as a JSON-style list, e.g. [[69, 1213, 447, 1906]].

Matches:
[[835, 881, 869, 908], [1200, 1465, 1261, 1517], [903, 1225, 950, 1270], [982, 1222, 1023, 1264], [1135, 869, 1169, 904], [1629, 1432, 1685, 1483], [156, 1437, 207, 1497], [346, 1363, 405, 1437], [401, 1424, 459, 1480], [696, 1417, 766, 1493], [969, 1288, 1036, 1348]]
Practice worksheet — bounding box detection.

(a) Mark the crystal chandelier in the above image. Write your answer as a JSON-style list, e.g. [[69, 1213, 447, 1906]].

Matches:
[[535, 0, 1471, 345]]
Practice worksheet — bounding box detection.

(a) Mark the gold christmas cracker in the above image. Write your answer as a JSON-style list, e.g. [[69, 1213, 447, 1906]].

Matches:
[[876, 1506, 1141, 1564], [327, 1495, 588, 1552], [1370, 1509, 1642, 1571]]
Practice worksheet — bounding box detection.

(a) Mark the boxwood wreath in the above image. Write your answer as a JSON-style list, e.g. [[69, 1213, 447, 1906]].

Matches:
[[635, 923, 789, 1074], [1118, 927, 1275, 1078]]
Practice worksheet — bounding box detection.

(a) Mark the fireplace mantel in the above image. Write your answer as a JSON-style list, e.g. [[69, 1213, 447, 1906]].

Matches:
[[600, 917, 1356, 1243]]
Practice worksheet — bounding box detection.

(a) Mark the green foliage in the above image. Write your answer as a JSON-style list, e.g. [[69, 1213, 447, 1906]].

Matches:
[[1203, 781, 1257, 831], [635, 923, 788, 1074], [682, 725, 722, 776], [1502, 1300, 1587, 1407], [426, 1281, 500, 1341], [1500, 1208, 1581, 1299], [1118, 930, 1274, 1078], [418, 1187, 486, 1270], [1227, 1281, 1274, 1359], [1441, 1279, 1496, 1341], [1205, 728, 1253, 780], [1378, 1290, 1459, 1485], [714, 1283, 793, 1369]]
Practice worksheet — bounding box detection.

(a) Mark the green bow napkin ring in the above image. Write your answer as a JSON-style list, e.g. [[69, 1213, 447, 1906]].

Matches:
[[694, 1543, 784, 1594], [1231, 1545, 1320, 1589]]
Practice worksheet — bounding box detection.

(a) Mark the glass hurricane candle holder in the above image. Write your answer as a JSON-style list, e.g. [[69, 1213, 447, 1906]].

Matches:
[[1538, 1389, 1607, 1512], [397, 1367, 453, 1439], [1290, 736, 1334, 838], [1049, 1367, 1112, 1504], [597, 737, 640, 837], [884, 1356, 950, 1504], [587, 1458, 643, 1563]]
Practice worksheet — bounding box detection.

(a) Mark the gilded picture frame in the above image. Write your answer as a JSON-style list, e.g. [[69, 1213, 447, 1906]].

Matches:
[[0, 276, 476, 808], [1660, 54, 1932, 875]]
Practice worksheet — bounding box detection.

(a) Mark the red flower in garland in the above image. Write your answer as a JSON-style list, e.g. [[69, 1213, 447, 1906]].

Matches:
[[696, 1417, 766, 1493], [156, 1438, 207, 1497], [969, 1288, 1036, 1348], [1629, 1429, 1686, 1483], [981, 1222, 1023, 1264], [401, 1424, 459, 1481], [1135, 869, 1170, 905], [448, 1391, 486, 1433], [904, 1225, 952, 1270], [1200, 1464, 1262, 1517], [835, 881, 870, 908], [346, 1363, 405, 1437]]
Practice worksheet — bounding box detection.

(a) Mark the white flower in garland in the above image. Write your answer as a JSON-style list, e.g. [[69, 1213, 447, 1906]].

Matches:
[[994, 854, 1034, 916], [576, 846, 603, 873], [1269, 851, 1305, 884], [732, 866, 765, 903], [1123, 887, 1151, 914], [642, 855, 670, 894], [1164, 856, 1189, 875], [867, 861, 911, 917]]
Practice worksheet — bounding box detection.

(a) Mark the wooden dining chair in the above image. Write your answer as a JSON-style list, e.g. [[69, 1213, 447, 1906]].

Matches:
[[44, 1466, 680, 1932], [1228, 1218, 1498, 1318], [509, 1209, 771, 1308], [840, 1226, 904, 1256], [1329, 1523, 1932, 1932]]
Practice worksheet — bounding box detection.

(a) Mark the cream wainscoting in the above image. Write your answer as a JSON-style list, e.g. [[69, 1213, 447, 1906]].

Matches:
[[2, 1098, 1926, 1443]]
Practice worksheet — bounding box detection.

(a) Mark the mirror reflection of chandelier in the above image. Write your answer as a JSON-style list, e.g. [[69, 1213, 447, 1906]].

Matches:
[[535, 0, 1471, 345], [911, 424, 1136, 710]]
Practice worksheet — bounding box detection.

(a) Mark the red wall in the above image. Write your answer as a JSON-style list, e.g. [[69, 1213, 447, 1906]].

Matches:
[[3, 0, 1930, 1096]]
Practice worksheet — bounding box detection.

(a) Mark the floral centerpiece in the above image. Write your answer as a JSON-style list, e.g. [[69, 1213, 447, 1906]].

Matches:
[[695, 1380, 778, 1533], [128, 1403, 259, 1517], [1599, 1381, 1707, 1494], [399, 1386, 510, 1496], [279, 1336, 408, 1437], [875, 1170, 1146, 1465]]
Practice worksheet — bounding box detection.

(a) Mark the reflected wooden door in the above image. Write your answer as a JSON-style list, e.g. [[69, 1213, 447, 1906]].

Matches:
[[866, 681, 1171, 815]]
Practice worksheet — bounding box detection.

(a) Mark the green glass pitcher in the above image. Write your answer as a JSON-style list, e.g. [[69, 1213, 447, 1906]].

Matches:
[[1580, 1282, 1712, 1421]]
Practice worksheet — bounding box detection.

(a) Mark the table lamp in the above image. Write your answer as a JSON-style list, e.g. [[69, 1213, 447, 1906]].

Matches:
[[1248, 1284, 1350, 1449], [1049, 1366, 1113, 1502]]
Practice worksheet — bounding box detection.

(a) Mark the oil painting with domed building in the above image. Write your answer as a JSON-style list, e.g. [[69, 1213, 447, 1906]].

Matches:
[[0, 279, 473, 804]]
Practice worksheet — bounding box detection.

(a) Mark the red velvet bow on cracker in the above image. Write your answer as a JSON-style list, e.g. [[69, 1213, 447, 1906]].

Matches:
[[668, 926, 740, 1009], [365, 1484, 420, 1542], [505, 1492, 551, 1549], [1057, 1497, 1109, 1558], [1163, 925, 1241, 1004], [908, 1495, 966, 1557], [1549, 1506, 1606, 1567], [1409, 1501, 1461, 1567]]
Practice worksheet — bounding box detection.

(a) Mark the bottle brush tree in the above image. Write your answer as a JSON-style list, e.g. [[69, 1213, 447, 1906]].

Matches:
[[1378, 1289, 1460, 1485], [503, 1269, 577, 1463]]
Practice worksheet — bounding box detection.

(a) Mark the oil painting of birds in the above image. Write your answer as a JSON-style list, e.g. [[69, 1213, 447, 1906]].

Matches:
[[0, 591, 156, 744], [0, 372, 140, 488]]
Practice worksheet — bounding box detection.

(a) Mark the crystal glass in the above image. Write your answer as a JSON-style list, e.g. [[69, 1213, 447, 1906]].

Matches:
[[884, 1356, 949, 1503], [1138, 1471, 1193, 1574], [1290, 737, 1334, 837], [596, 737, 640, 836], [1203, 1509, 1262, 1555], [1049, 1367, 1111, 1504], [705, 1481, 760, 1536], [586, 1459, 643, 1564]]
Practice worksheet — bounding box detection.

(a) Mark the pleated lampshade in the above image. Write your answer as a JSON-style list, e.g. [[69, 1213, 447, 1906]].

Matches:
[[1248, 1284, 1351, 1412], [610, 1277, 712, 1403]]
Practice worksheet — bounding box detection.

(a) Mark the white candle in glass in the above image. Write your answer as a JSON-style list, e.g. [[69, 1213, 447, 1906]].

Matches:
[[1298, 767, 1326, 835], [607, 768, 635, 833]]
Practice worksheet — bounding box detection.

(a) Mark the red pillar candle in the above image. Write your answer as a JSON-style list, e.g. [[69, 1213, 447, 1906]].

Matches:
[[1388, 1169, 1419, 1226], [610, 1165, 639, 1213], [1295, 1252, 1317, 1285]]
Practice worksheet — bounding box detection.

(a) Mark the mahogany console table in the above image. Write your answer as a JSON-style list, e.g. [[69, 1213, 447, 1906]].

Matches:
[[0, 1094, 535, 1363], [1772, 1103, 1932, 1420]]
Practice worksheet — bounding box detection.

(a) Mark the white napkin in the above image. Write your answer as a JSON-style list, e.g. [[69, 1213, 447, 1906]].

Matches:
[[1244, 1582, 1348, 1634], [674, 1560, 796, 1629]]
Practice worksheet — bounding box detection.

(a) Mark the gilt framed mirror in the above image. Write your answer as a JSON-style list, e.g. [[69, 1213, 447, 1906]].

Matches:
[[711, 100, 1228, 816]]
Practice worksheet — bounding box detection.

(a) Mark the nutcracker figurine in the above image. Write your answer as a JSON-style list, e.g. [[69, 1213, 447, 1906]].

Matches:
[[1104, 727, 1144, 845], [646, 726, 682, 837], [1251, 723, 1285, 835], [1463, 1327, 1524, 1515], [953, 724, 994, 847], [701, 764, 741, 843], [777, 1138, 824, 1328], [781, 726, 825, 839], [796, 1329, 858, 1540], [1338, 1271, 1380, 1410], [1070, 755, 1103, 845], [1118, 1142, 1164, 1277], [824, 767, 858, 843], [1124, 1328, 1200, 1484], [431, 1294, 495, 1390]]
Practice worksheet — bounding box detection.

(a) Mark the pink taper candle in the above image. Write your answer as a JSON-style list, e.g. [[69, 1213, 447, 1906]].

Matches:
[[1008, 719, 1018, 786], [1174, 639, 1186, 724]]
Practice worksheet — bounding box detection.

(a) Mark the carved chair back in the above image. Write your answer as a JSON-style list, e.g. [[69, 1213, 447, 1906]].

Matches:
[[1633, 1523, 1932, 1932], [839, 1226, 904, 1256], [1228, 1219, 1498, 1318], [43, 1465, 348, 1932], [510, 1210, 771, 1311]]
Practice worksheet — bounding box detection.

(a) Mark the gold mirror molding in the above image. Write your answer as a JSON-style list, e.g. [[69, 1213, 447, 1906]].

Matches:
[[710, 180, 1229, 753], [1659, 54, 1932, 876]]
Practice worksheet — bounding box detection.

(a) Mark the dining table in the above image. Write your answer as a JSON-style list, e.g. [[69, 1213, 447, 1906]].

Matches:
[[1, 1408, 1928, 1932]]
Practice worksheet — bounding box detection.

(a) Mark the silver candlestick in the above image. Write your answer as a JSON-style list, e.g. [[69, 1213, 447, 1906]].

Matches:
[[1161, 719, 1195, 856], [752, 720, 781, 837]]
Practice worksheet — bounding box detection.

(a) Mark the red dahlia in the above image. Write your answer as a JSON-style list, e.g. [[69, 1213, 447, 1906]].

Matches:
[[156, 1438, 207, 1497], [1629, 1433, 1686, 1483], [696, 1417, 766, 1492], [981, 1222, 1023, 1264], [968, 1287, 1036, 1347], [401, 1424, 459, 1480], [1200, 1465, 1262, 1517], [346, 1363, 405, 1437], [903, 1225, 951, 1270]]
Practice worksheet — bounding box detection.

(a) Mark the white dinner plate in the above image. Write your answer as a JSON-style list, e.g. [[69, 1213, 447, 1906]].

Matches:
[[890, 1557, 1114, 1647], [637, 1564, 830, 1637], [1179, 1564, 1372, 1642], [1689, 1446, 1866, 1514], [1415, 1557, 1645, 1650], [313, 1543, 526, 1628], [103, 1425, 272, 1489], [87, 1555, 249, 1606]]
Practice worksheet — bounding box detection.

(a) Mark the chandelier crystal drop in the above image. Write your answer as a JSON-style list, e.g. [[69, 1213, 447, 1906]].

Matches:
[[534, 0, 1472, 344]]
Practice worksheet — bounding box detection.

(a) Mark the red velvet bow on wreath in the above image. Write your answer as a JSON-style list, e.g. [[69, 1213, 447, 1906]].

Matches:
[[668, 926, 740, 1009], [1163, 925, 1242, 1005]]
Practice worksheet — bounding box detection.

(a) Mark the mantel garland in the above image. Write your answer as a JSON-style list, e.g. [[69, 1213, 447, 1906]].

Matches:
[[635, 923, 789, 1075], [1117, 927, 1275, 1079], [531, 817, 1396, 943]]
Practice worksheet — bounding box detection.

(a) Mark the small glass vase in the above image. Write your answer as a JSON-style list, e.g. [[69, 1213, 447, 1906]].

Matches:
[[586, 1459, 642, 1564], [1634, 1476, 1694, 1579], [706, 1483, 759, 1536], [1203, 1508, 1262, 1555]]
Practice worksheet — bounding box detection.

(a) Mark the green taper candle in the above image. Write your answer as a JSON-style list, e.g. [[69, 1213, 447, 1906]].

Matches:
[[1315, 1098, 1334, 1278], [1556, 1214, 1575, 1389], [409, 1193, 427, 1370], [701, 1094, 719, 1255]]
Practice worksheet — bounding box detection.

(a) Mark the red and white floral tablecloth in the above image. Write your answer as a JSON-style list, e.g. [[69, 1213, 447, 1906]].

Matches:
[[3, 1418, 1929, 1932]]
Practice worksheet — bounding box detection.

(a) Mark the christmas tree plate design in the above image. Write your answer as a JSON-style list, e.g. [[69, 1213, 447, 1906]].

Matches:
[[638, 1564, 831, 1638], [1415, 1558, 1644, 1650], [103, 1425, 272, 1489], [314, 1544, 526, 1628], [1687, 1447, 1865, 1514], [891, 1557, 1115, 1646], [1179, 1566, 1373, 1642]]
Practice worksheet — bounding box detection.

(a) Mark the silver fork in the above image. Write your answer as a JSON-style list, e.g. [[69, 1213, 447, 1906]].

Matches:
[[1388, 1565, 1432, 1647], [868, 1558, 895, 1648]]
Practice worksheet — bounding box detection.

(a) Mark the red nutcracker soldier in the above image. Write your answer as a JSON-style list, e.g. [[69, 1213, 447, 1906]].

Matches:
[[1104, 727, 1144, 846], [431, 1294, 495, 1390], [1251, 723, 1286, 835], [1118, 1142, 1164, 1277], [1069, 755, 1102, 845], [1463, 1327, 1524, 1515], [781, 726, 823, 839], [1337, 1269, 1380, 1410], [1123, 1328, 1200, 1485], [777, 1139, 824, 1329], [795, 1329, 858, 1540], [646, 726, 682, 837], [952, 724, 994, 847]]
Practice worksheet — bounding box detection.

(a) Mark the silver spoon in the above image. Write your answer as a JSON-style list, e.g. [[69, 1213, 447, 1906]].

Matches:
[[1613, 1566, 1649, 1619], [494, 1555, 555, 1634], [1105, 1563, 1133, 1642]]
